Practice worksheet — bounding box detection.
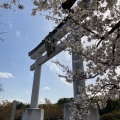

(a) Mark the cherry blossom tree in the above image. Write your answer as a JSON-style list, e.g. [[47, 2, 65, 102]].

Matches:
[[31, 0, 120, 119]]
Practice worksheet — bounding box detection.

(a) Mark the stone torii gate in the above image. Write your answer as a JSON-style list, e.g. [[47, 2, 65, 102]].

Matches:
[[22, 2, 99, 120]]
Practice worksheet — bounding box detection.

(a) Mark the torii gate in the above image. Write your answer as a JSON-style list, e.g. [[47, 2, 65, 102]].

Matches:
[[22, 1, 99, 120]]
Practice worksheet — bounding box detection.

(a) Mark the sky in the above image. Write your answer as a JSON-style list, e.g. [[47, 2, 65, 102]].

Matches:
[[0, 0, 100, 104], [1, 0, 119, 105], [0, 0, 74, 104]]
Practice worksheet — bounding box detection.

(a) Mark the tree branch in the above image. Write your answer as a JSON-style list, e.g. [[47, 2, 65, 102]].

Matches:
[[109, 20, 120, 34], [69, 16, 97, 35], [97, 20, 120, 47], [0, 37, 4, 42], [90, 83, 120, 100]]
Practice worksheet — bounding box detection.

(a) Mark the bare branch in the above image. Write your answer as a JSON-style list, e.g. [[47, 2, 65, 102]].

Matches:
[[0, 38, 4, 42]]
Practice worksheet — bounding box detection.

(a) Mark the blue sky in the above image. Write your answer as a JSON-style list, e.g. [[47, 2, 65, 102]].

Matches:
[[0, 0, 74, 104]]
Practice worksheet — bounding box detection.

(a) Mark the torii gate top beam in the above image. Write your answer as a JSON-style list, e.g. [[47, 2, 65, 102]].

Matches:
[[29, 16, 71, 60], [29, 0, 92, 70]]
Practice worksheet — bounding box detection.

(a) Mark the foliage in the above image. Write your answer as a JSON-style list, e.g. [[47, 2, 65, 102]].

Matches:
[[99, 99, 120, 116], [39, 104, 63, 120], [0, 99, 120, 120], [100, 110, 120, 120], [0, 100, 63, 120], [16, 101, 30, 110], [0, 100, 12, 120], [14, 109, 23, 120], [57, 97, 73, 106], [0, 100, 30, 120]]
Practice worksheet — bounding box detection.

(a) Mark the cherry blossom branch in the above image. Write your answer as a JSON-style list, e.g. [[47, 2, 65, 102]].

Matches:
[[90, 83, 120, 100], [97, 20, 120, 47], [73, 72, 99, 80], [86, 73, 99, 79], [70, 15, 97, 35]]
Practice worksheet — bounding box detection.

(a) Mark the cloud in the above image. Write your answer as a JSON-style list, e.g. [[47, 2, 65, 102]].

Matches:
[[8, 21, 13, 29], [25, 35, 28, 40], [9, 24, 13, 28], [15, 31, 21, 37], [42, 86, 51, 91], [62, 51, 72, 64], [45, 51, 72, 85], [39, 98, 45, 104], [0, 72, 15, 78], [12, 62, 18, 67]]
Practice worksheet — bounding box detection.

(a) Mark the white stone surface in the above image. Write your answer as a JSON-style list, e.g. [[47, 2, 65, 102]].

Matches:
[[30, 54, 42, 108], [89, 106, 99, 120], [72, 35, 99, 120], [22, 108, 44, 120], [72, 52, 85, 97], [64, 103, 71, 120], [72, 34, 85, 97]]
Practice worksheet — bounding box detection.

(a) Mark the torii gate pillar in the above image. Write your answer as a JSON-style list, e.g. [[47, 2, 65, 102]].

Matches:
[[22, 54, 44, 120], [30, 54, 41, 108], [64, 34, 99, 120]]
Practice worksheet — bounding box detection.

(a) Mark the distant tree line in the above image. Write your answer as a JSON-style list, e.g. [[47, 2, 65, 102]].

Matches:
[[0, 98, 120, 120]]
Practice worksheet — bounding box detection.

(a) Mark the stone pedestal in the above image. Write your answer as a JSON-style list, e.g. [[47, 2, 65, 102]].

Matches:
[[22, 108, 44, 120], [89, 106, 99, 120], [64, 103, 71, 120]]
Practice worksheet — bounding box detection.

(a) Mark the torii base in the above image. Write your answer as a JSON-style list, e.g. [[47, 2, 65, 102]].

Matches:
[[22, 108, 44, 120], [64, 103, 99, 120]]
